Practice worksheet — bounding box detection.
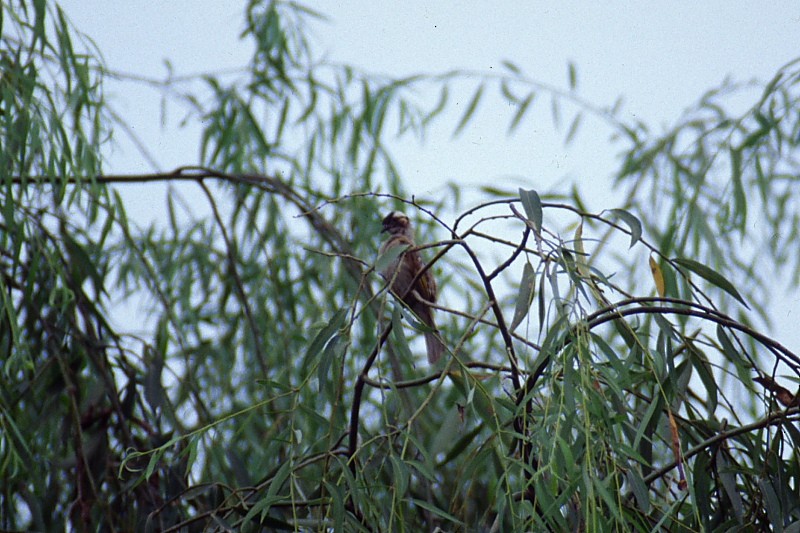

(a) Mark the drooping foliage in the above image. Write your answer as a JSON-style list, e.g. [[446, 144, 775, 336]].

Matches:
[[2, 2, 800, 530]]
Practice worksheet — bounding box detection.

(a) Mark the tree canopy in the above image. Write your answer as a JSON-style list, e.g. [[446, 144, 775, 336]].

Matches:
[[2, 2, 800, 531]]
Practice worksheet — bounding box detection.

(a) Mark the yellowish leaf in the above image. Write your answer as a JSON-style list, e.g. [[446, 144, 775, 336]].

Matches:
[[649, 255, 665, 297], [574, 221, 589, 277], [668, 410, 688, 490]]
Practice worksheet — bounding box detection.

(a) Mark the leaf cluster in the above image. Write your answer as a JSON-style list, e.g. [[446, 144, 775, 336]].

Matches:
[[2, 1, 800, 531]]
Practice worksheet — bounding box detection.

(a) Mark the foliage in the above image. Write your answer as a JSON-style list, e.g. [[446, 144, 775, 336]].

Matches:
[[2, 1, 800, 531]]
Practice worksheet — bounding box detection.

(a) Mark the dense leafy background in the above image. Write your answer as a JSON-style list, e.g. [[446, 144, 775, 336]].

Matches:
[[2, 2, 799, 531]]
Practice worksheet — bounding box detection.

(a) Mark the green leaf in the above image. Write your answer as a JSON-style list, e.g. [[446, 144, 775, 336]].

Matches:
[[63, 232, 105, 295], [627, 466, 651, 513], [564, 112, 582, 144], [407, 459, 435, 483], [390, 455, 410, 498], [186, 437, 199, 473], [693, 451, 712, 524], [440, 423, 484, 465], [501, 60, 521, 74], [500, 80, 519, 104], [510, 262, 536, 332], [145, 448, 164, 480], [242, 494, 284, 524], [591, 474, 623, 522], [758, 477, 783, 530], [716, 324, 750, 371], [454, 83, 484, 136], [690, 348, 718, 415], [729, 147, 747, 230], [480, 185, 515, 197], [609, 208, 642, 248], [567, 61, 578, 90], [518, 188, 543, 233], [32, 0, 47, 45], [716, 453, 744, 520], [634, 396, 662, 451], [423, 85, 449, 126], [266, 459, 292, 501], [375, 242, 408, 273], [324, 482, 345, 531], [143, 347, 165, 412], [508, 92, 534, 133], [550, 94, 561, 128], [304, 308, 348, 370], [391, 303, 415, 361], [431, 407, 463, 457], [538, 266, 547, 331], [319, 332, 347, 395], [408, 498, 464, 526], [673, 257, 749, 308]]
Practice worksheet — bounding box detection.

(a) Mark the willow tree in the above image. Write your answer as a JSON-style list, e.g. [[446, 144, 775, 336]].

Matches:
[[2, 2, 799, 531]]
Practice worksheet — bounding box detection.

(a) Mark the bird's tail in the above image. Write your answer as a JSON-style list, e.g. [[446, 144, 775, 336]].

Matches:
[[412, 301, 446, 364], [425, 330, 445, 364]]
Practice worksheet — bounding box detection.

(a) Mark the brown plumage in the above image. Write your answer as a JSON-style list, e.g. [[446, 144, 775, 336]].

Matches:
[[379, 211, 445, 363]]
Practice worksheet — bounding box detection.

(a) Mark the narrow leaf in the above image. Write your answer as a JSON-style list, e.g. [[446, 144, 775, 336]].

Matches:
[[667, 410, 687, 490], [500, 80, 518, 103], [690, 350, 718, 414], [716, 454, 744, 520], [568, 61, 578, 90], [564, 112, 582, 144], [716, 325, 749, 370], [538, 267, 547, 331], [391, 304, 415, 361], [649, 256, 666, 297], [634, 396, 661, 451], [375, 242, 408, 273], [243, 493, 283, 524], [627, 467, 651, 513], [758, 477, 783, 530], [423, 85, 449, 125], [143, 348, 165, 412], [508, 92, 534, 133], [454, 84, 484, 136], [318, 333, 346, 394], [304, 309, 348, 366], [390, 455, 410, 497], [573, 221, 589, 277], [510, 262, 536, 332], [409, 498, 465, 525], [324, 482, 345, 532], [266, 459, 292, 500], [551, 95, 561, 128], [592, 475, 623, 522], [609, 208, 642, 248], [518, 188, 542, 232], [673, 257, 749, 308], [501, 60, 521, 74], [729, 147, 747, 230]]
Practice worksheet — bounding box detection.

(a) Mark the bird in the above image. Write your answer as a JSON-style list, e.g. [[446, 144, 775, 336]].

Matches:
[[379, 211, 445, 363]]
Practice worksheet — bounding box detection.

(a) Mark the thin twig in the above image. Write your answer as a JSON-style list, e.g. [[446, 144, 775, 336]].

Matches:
[[199, 180, 268, 376]]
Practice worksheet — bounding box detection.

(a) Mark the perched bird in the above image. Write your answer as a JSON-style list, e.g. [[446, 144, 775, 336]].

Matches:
[[379, 211, 445, 363]]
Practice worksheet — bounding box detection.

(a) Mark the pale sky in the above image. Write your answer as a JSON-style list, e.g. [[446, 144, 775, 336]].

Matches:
[[63, 2, 800, 177], [59, 1, 800, 349]]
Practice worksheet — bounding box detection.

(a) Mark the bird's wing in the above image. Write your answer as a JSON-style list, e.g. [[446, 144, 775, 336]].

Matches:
[[381, 235, 436, 304]]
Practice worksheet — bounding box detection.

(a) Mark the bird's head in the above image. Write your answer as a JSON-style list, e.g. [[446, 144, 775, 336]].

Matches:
[[381, 211, 411, 235]]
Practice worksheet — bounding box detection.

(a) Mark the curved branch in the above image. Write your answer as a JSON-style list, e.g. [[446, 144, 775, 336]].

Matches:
[[643, 407, 800, 486], [199, 180, 268, 376]]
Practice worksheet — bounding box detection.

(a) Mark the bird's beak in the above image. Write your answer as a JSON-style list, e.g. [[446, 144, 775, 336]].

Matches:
[[380, 225, 388, 233]]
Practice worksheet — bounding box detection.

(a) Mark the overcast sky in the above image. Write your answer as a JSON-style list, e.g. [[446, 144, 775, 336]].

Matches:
[[62, 2, 800, 176], [59, 2, 800, 347]]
